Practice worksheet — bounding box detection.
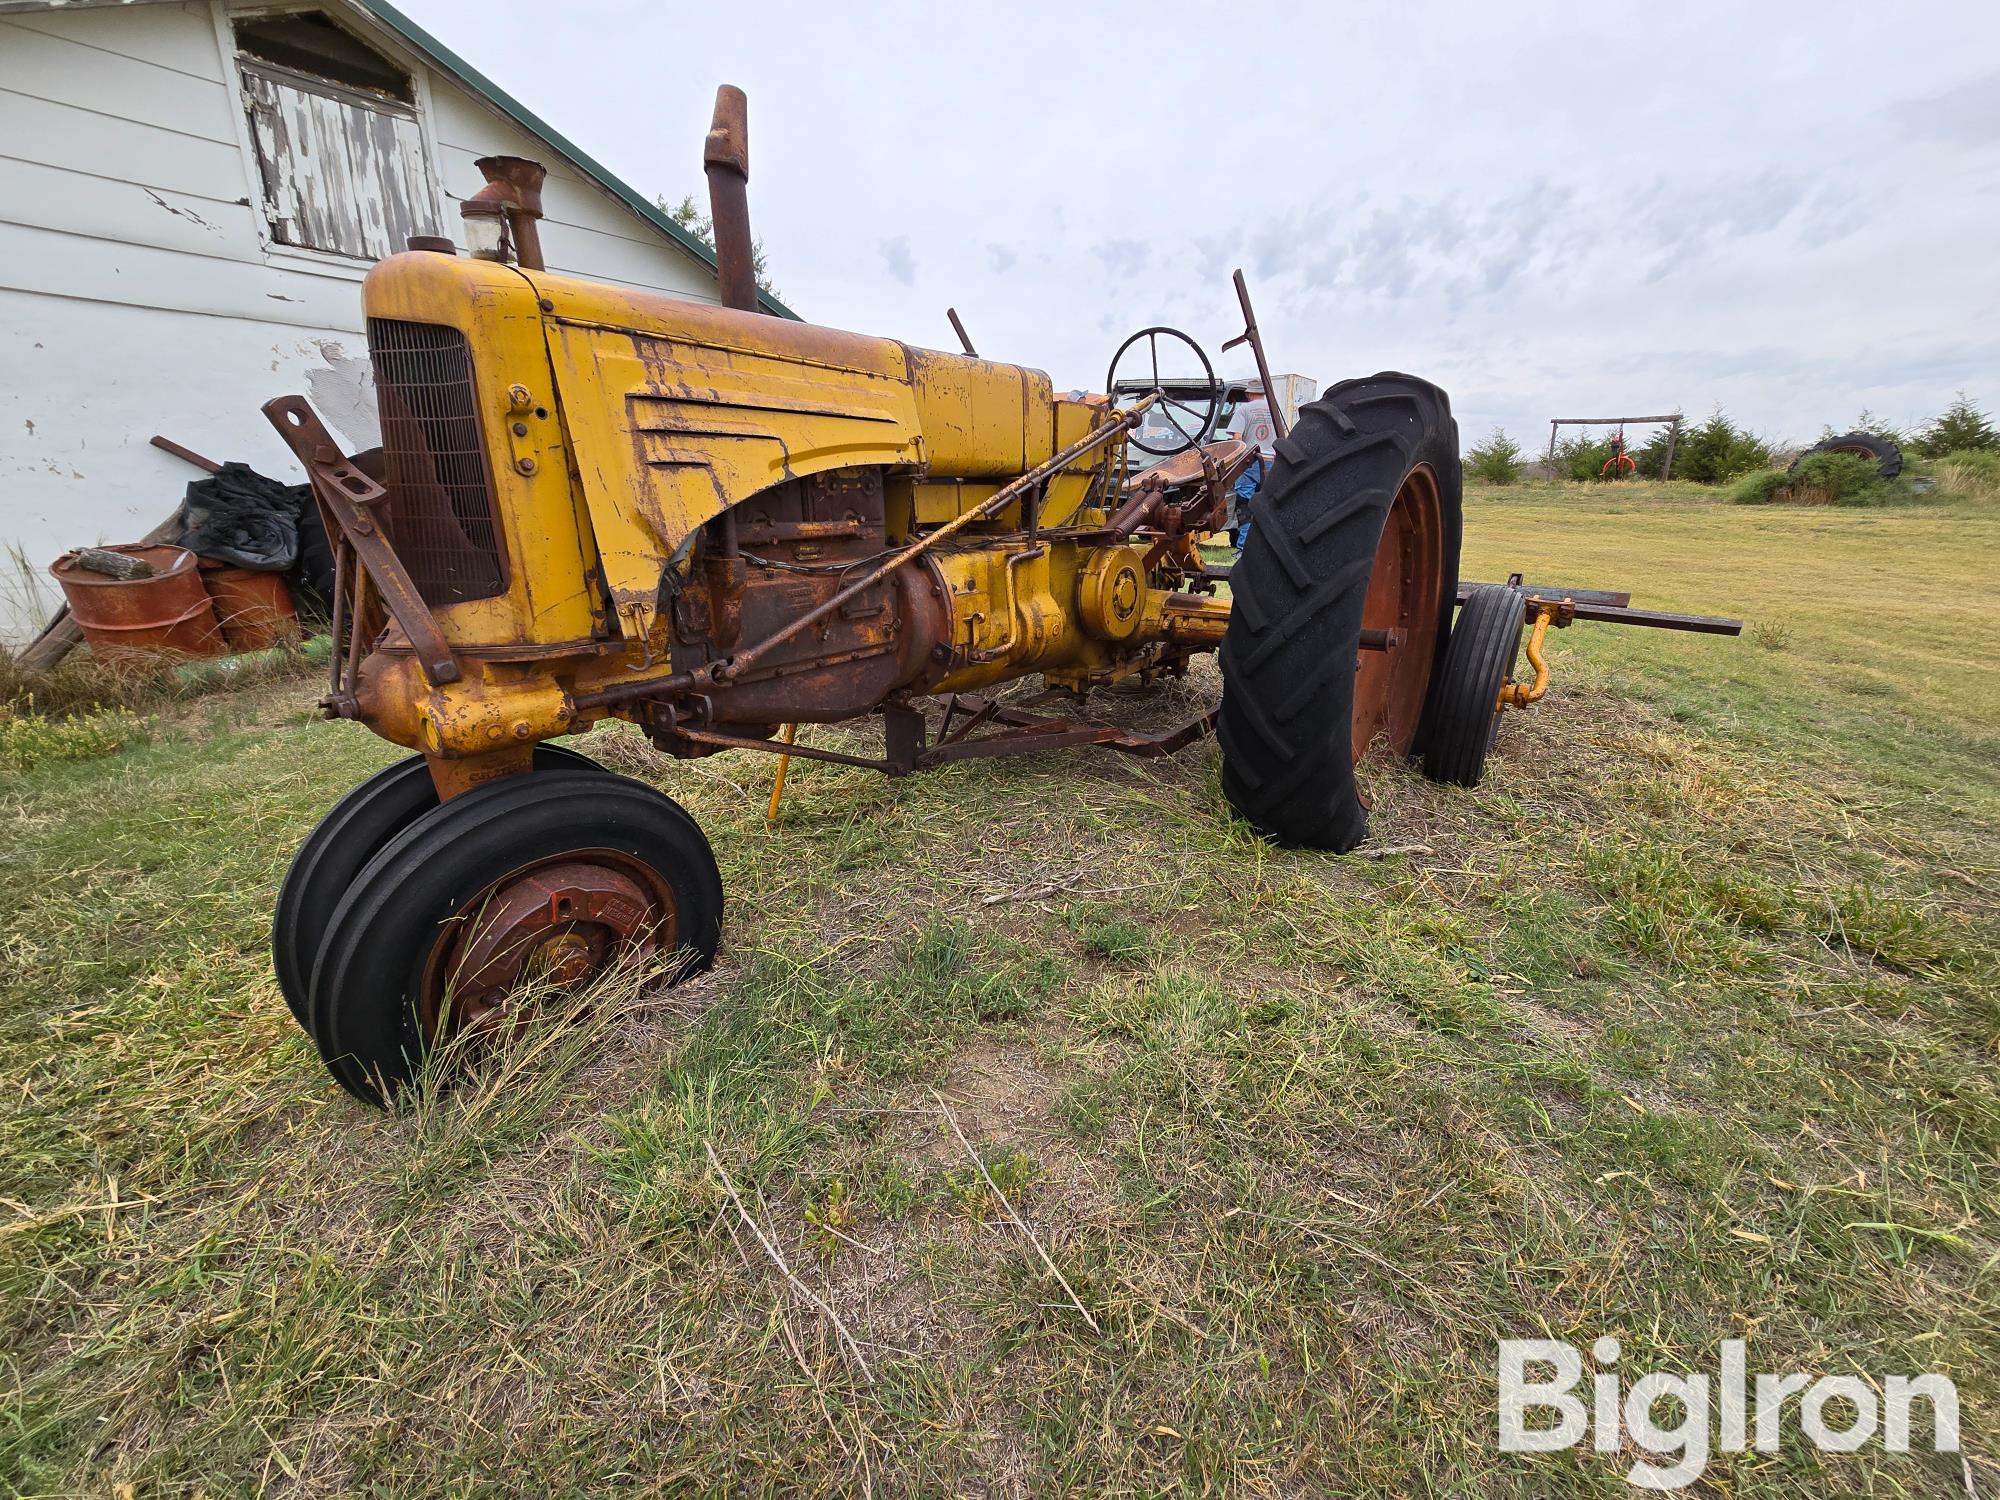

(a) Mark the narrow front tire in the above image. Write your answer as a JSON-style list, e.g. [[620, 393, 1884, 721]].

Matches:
[[305, 768, 722, 1106], [1421, 583, 1526, 788]]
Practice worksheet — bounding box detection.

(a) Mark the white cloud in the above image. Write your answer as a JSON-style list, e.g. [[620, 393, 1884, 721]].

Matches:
[[403, 0, 2000, 448], [878, 236, 917, 287]]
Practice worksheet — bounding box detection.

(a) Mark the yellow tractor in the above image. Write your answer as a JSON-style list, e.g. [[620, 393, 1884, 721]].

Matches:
[[266, 88, 1705, 1105]]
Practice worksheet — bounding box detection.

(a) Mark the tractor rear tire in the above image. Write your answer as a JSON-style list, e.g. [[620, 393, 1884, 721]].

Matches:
[[271, 744, 597, 1034], [1791, 432, 1903, 479], [306, 768, 721, 1106], [1218, 373, 1462, 851], [1421, 583, 1526, 788]]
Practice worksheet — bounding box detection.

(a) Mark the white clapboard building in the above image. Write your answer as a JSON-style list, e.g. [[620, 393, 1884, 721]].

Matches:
[[0, 0, 792, 641]]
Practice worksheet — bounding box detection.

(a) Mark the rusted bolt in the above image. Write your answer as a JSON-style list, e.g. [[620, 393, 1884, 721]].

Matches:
[[512, 721, 533, 739], [506, 383, 532, 411], [512, 421, 529, 437], [539, 298, 554, 312], [516, 457, 538, 475]]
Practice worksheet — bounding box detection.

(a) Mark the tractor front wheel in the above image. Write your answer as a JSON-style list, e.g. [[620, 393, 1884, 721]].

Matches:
[[304, 768, 722, 1105], [272, 745, 599, 1035], [1420, 582, 1527, 788], [1218, 373, 1462, 850]]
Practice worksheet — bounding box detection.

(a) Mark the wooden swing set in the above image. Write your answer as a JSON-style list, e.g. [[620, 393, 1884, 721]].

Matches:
[[1543, 413, 1683, 479]]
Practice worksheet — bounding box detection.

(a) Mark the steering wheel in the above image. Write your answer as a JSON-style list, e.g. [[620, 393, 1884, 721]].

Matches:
[[1105, 326, 1222, 458]]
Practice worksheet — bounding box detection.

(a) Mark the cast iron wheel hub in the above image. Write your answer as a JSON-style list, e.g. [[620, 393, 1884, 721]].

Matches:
[[420, 855, 677, 1043]]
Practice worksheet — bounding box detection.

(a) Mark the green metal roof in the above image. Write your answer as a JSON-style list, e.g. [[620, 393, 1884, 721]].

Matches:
[[355, 0, 800, 320]]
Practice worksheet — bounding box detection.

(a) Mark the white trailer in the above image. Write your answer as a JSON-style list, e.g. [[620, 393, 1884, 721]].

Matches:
[[1234, 374, 1318, 452]]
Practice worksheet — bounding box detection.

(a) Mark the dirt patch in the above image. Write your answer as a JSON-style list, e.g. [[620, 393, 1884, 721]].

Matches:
[[817, 1035, 1115, 1365], [932, 1037, 1063, 1145]]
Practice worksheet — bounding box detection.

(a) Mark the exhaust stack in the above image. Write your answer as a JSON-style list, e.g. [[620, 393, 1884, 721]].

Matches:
[[703, 85, 759, 313]]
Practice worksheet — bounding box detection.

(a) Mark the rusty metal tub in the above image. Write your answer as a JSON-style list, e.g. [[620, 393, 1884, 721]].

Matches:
[[199, 562, 299, 652], [49, 544, 227, 662]]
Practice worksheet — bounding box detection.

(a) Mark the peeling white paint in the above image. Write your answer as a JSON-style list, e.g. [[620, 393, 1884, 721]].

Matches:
[[243, 64, 441, 261], [305, 339, 379, 448]]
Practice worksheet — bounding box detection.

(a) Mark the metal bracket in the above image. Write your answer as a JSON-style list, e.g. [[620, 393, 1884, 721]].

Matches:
[[262, 395, 459, 687], [920, 692, 1217, 766]]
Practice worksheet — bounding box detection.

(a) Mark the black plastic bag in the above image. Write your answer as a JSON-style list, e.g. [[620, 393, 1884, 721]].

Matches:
[[179, 462, 334, 624], [180, 462, 303, 571]]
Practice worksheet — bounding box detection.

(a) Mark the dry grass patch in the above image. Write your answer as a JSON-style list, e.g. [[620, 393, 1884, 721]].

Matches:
[[2, 489, 1995, 1495]]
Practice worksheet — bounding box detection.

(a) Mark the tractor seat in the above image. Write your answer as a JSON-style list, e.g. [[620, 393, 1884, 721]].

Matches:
[[1124, 437, 1254, 492]]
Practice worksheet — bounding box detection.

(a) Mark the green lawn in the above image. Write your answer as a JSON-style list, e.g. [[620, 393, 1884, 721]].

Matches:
[[2, 483, 1994, 1496]]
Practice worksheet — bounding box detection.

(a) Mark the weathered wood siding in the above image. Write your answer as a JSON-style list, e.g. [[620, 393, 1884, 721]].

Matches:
[[241, 63, 441, 259], [0, 0, 728, 642]]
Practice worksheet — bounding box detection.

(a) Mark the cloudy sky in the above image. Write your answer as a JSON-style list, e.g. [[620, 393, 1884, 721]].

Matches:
[[404, 0, 1998, 450]]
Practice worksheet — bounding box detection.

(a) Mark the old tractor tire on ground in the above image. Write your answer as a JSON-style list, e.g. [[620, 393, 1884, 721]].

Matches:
[[1217, 373, 1463, 851], [1422, 583, 1527, 788], [271, 744, 598, 1035], [304, 768, 720, 1105], [1791, 431, 1903, 479]]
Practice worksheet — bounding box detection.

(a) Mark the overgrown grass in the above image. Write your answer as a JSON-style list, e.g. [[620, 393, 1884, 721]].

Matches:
[[0, 645, 159, 720], [1, 487, 1994, 1495], [1732, 452, 1908, 507], [0, 638, 322, 782], [1, 636, 324, 720], [1733, 446, 2000, 509], [1932, 447, 2000, 497], [0, 706, 150, 773]]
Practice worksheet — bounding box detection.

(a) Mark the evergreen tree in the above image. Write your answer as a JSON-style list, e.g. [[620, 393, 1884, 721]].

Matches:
[[1915, 393, 1996, 457], [1465, 429, 1524, 484], [656, 193, 780, 300]]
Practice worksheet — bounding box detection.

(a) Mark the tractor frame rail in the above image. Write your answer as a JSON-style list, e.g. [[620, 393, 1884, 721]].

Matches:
[[651, 691, 1219, 778]]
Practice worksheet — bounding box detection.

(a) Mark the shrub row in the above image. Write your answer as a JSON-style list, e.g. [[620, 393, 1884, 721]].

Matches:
[[1466, 394, 1994, 486]]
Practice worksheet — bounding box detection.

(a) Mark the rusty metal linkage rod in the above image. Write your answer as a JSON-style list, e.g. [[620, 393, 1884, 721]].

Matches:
[[673, 725, 897, 773], [1539, 600, 1741, 635]]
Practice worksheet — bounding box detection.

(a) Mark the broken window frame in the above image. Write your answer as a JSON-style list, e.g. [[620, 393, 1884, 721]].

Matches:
[[234, 9, 417, 101], [226, 9, 447, 267]]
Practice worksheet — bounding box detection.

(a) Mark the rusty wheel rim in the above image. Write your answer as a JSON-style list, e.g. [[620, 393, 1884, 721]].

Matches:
[[1350, 464, 1445, 767], [418, 850, 679, 1046]]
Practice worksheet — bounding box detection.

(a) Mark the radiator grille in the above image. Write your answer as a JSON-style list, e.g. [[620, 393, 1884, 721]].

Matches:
[[368, 318, 507, 605]]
